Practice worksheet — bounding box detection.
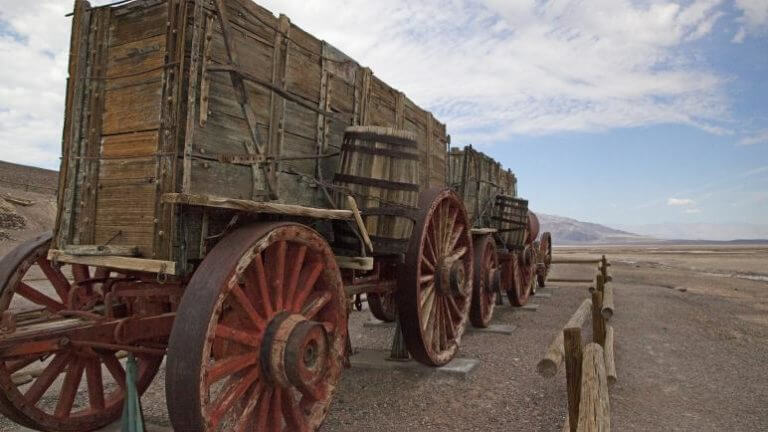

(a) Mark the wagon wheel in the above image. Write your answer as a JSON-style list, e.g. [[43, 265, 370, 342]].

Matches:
[[507, 248, 535, 307], [0, 232, 163, 431], [537, 232, 552, 288], [367, 292, 396, 323], [469, 234, 499, 328], [166, 223, 347, 432], [397, 188, 473, 366]]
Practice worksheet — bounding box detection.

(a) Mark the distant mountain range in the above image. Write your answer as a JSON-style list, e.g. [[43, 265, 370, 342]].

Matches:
[[537, 214, 650, 244], [538, 213, 768, 244]]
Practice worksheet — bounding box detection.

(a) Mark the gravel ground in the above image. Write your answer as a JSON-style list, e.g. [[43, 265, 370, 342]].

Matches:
[[2, 244, 767, 431]]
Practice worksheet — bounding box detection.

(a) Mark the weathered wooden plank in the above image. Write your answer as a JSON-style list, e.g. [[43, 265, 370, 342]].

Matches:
[[102, 81, 162, 135], [109, 2, 167, 47], [101, 131, 158, 158], [48, 250, 176, 275], [164, 193, 355, 220], [63, 245, 140, 257], [105, 34, 165, 90]]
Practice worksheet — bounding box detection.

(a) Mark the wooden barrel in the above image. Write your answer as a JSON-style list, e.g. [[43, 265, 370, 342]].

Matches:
[[493, 195, 529, 249], [334, 126, 420, 254]]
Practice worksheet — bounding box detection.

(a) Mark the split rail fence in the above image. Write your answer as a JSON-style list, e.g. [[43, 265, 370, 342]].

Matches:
[[537, 256, 616, 432]]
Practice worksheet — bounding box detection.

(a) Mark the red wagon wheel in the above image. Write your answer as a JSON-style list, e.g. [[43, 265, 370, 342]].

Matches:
[[537, 232, 552, 288], [469, 234, 499, 328], [397, 188, 473, 366], [166, 223, 347, 432], [367, 292, 396, 323], [507, 247, 536, 306], [0, 232, 162, 431]]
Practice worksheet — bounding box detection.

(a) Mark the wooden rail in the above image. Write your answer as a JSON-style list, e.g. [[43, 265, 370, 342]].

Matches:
[[538, 255, 617, 431]]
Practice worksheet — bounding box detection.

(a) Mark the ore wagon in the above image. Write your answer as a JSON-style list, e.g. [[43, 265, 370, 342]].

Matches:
[[0, 0, 549, 430]]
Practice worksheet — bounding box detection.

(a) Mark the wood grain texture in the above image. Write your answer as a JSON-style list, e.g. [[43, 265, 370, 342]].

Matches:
[[577, 343, 611, 432], [537, 299, 592, 377], [564, 327, 583, 432], [604, 325, 617, 385], [163, 193, 354, 220]]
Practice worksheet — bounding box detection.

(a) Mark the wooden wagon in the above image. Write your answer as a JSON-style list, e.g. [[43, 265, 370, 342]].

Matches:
[[0, 0, 550, 430]]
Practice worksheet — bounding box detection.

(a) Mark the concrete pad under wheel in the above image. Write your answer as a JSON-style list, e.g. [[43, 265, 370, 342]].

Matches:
[[350, 349, 479, 378], [515, 303, 539, 312], [534, 292, 552, 299], [467, 324, 517, 335]]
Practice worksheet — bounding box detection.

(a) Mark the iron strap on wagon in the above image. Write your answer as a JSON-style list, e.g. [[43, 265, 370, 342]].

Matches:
[[0, 0, 552, 431]]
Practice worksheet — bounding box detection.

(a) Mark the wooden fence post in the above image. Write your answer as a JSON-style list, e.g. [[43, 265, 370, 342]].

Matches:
[[592, 291, 606, 346], [577, 343, 611, 431], [604, 326, 617, 385], [564, 327, 582, 432]]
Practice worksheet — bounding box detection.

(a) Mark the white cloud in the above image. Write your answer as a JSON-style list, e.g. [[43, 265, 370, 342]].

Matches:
[[732, 0, 768, 43], [668, 198, 696, 206], [738, 130, 768, 146], [0, 0, 738, 169]]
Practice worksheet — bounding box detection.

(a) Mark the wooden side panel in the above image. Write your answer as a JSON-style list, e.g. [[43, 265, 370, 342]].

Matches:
[[56, 1, 170, 258], [185, 0, 449, 211]]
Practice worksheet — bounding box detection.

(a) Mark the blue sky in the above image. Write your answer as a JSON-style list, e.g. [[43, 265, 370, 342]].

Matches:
[[0, 0, 766, 235]]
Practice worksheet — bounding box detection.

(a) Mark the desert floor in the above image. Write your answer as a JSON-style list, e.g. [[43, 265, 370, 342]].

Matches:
[[1, 244, 766, 431]]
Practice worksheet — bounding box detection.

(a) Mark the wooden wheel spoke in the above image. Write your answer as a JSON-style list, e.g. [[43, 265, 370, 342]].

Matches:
[[86, 358, 105, 411], [447, 223, 465, 254], [55, 358, 84, 418], [444, 207, 459, 250], [100, 353, 126, 390], [282, 389, 308, 432], [420, 282, 435, 310], [446, 246, 467, 263], [255, 386, 273, 431], [291, 261, 323, 313], [15, 282, 65, 312], [285, 245, 307, 309], [424, 231, 437, 265], [215, 324, 262, 348], [270, 387, 283, 431], [36, 258, 70, 302], [230, 284, 265, 330], [206, 353, 259, 385], [25, 353, 70, 404], [419, 274, 434, 284], [423, 293, 438, 340], [445, 295, 462, 321], [209, 368, 260, 428], [273, 241, 287, 311], [253, 254, 273, 318], [421, 255, 435, 272], [444, 301, 457, 341], [234, 380, 265, 432], [301, 291, 332, 320]]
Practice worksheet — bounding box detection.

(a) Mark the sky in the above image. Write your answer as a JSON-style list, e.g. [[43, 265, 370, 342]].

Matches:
[[0, 0, 766, 235]]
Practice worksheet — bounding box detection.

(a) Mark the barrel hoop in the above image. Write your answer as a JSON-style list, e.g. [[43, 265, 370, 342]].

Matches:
[[334, 174, 419, 192], [341, 143, 420, 161], [361, 206, 418, 221], [344, 131, 418, 148]]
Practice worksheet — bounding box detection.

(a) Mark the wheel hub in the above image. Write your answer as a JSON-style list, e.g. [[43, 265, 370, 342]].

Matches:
[[261, 312, 329, 391], [436, 259, 467, 297]]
